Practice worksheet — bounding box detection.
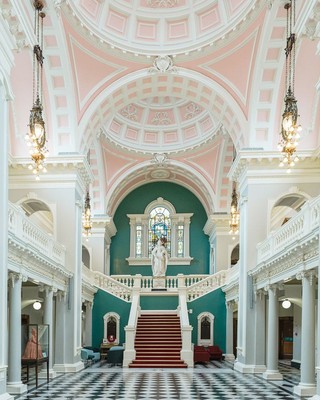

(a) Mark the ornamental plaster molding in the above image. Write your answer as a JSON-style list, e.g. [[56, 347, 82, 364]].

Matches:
[[8, 241, 71, 290], [0, 0, 29, 50], [251, 238, 319, 290], [8, 272, 27, 287], [62, 0, 266, 59], [296, 269, 317, 284], [82, 280, 97, 303], [303, 2, 320, 40], [222, 282, 239, 302]]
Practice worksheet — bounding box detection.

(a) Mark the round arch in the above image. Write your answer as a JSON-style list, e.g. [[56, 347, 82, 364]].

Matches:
[[78, 68, 248, 154], [17, 194, 56, 236], [105, 159, 217, 217], [269, 188, 311, 232]]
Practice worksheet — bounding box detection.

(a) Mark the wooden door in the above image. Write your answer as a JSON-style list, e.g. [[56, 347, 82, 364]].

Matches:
[[279, 316, 293, 359]]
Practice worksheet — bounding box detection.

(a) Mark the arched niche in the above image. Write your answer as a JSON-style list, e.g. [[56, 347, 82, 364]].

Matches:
[[197, 312, 214, 346], [103, 312, 120, 345]]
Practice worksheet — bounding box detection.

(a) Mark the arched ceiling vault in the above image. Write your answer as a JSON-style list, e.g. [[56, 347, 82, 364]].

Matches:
[[79, 68, 248, 154]]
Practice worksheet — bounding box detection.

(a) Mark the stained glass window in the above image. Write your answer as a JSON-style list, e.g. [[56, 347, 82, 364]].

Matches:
[[148, 206, 171, 256], [177, 224, 184, 257], [135, 225, 142, 257]]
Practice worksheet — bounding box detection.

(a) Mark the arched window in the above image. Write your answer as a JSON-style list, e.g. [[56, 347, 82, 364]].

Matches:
[[197, 312, 214, 346], [103, 312, 120, 344], [148, 206, 171, 257], [126, 197, 193, 266]]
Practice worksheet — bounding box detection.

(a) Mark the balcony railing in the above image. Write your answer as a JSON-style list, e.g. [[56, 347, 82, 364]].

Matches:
[[8, 202, 66, 267], [257, 195, 320, 264]]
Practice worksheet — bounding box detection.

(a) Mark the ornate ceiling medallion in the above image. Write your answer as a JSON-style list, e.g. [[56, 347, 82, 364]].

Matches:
[[150, 55, 176, 73]]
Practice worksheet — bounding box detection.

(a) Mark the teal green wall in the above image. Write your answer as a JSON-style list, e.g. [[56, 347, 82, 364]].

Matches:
[[92, 288, 226, 351], [92, 289, 131, 348], [111, 182, 209, 276], [187, 288, 226, 352], [140, 295, 178, 310]]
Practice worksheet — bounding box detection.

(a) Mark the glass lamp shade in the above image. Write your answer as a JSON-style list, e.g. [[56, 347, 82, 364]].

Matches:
[[33, 301, 42, 310], [282, 299, 291, 309], [282, 112, 294, 132]]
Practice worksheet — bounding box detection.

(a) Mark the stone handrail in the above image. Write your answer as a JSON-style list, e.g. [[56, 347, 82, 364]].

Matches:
[[94, 271, 132, 302], [112, 274, 208, 291], [257, 195, 320, 264], [186, 270, 229, 301], [8, 202, 65, 266]]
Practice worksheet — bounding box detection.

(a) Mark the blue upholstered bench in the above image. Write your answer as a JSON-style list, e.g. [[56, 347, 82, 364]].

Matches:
[[106, 346, 124, 365], [81, 348, 100, 365]]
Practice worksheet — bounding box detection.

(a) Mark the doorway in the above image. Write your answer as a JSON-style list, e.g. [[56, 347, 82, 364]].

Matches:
[[279, 316, 293, 359]]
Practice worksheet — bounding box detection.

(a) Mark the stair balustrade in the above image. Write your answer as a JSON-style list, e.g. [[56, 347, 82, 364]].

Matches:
[[186, 270, 229, 301], [93, 271, 132, 302]]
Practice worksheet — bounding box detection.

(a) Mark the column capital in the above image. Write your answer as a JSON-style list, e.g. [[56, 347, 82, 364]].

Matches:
[[226, 300, 235, 309], [264, 283, 281, 295], [55, 290, 66, 302], [8, 272, 27, 287], [296, 269, 317, 284], [39, 284, 56, 296], [255, 288, 266, 300]]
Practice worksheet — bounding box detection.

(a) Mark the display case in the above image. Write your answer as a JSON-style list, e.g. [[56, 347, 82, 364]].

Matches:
[[21, 324, 49, 387]]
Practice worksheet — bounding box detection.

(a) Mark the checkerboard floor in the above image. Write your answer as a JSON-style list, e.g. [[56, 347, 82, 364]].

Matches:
[[15, 360, 309, 399]]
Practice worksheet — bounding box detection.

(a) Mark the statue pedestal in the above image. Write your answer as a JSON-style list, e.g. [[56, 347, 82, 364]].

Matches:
[[152, 277, 166, 290]]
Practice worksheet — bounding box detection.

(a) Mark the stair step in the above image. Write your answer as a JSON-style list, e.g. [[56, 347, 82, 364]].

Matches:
[[129, 362, 187, 368], [130, 314, 185, 367]]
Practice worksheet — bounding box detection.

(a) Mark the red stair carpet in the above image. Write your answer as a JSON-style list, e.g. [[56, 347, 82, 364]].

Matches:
[[129, 314, 187, 368]]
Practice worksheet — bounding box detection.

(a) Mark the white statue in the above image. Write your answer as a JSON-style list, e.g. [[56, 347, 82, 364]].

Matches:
[[151, 239, 168, 277]]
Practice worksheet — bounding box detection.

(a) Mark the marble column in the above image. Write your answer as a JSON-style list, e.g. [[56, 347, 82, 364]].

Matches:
[[53, 291, 66, 372], [7, 274, 27, 394], [42, 287, 56, 378], [263, 285, 282, 380], [253, 290, 266, 373], [84, 302, 93, 347], [294, 271, 316, 397], [0, 83, 13, 400], [225, 300, 235, 360], [311, 264, 320, 400]]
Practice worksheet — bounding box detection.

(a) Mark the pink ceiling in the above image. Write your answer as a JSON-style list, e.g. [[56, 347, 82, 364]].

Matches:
[[70, 0, 260, 54], [7, 0, 320, 216]]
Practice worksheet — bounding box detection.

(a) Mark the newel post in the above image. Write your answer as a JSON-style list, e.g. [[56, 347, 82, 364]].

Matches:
[[177, 274, 193, 366], [123, 275, 141, 367]]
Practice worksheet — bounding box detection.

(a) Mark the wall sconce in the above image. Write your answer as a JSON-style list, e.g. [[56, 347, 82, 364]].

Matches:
[[282, 299, 291, 309], [33, 300, 42, 310]]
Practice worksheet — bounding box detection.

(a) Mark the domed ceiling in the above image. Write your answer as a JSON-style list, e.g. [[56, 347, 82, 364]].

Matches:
[[104, 96, 220, 152], [67, 0, 261, 56]]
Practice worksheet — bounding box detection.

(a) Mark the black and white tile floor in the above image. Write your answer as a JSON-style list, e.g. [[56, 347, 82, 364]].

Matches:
[[15, 360, 309, 399]]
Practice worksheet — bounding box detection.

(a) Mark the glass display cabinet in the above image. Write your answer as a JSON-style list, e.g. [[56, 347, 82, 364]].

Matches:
[[21, 324, 49, 387]]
